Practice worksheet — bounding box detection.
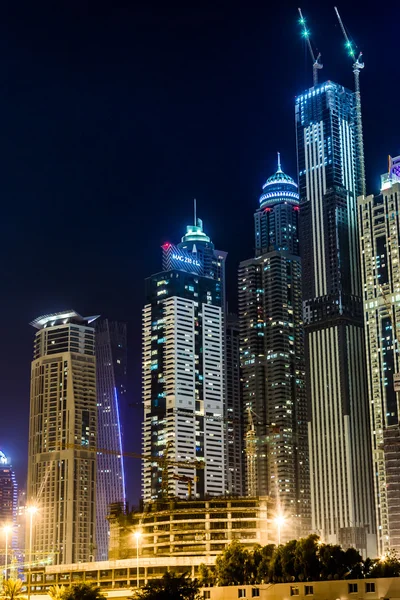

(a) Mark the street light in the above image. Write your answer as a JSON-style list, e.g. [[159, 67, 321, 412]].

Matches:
[[27, 506, 38, 600], [274, 515, 285, 546], [3, 525, 12, 580], [134, 531, 141, 589]]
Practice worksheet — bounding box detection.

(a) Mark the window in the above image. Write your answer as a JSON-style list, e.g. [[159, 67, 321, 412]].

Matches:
[[366, 583, 376, 593], [290, 587, 300, 596], [252, 589, 260, 597], [238, 590, 246, 598], [305, 586, 314, 595], [348, 584, 358, 594], [203, 592, 211, 599]]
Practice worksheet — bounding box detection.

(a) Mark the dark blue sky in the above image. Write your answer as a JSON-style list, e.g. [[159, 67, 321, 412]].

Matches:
[[0, 0, 397, 504]]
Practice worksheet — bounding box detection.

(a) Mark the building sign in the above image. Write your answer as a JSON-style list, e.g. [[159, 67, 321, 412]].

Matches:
[[162, 243, 203, 275]]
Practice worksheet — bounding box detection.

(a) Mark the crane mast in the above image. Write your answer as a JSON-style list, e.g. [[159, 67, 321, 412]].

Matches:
[[334, 6, 366, 196], [298, 8, 322, 87]]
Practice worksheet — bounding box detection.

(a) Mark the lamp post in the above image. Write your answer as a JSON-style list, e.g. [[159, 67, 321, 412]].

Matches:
[[27, 506, 38, 600], [3, 525, 11, 581], [274, 515, 285, 546], [134, 531, 141, 588]]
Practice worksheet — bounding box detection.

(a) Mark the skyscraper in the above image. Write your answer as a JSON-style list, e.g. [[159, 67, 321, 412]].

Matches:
[[0, 451, 18, 561], [296, 81, 376, 554], [142, 216, 227, 500], [95, 319, 127, 561], [225, 313, 243, 496], [27, 310, 97, 564], [238, 157, 309, 537], [358, 157, 400, 554]]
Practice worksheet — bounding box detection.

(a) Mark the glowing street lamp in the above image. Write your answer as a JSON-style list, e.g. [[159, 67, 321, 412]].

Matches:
[[274, 515, 285, 546], [3, 525, 12, 580], [27, 506, 38, 600], [134, 531, 141, 589]]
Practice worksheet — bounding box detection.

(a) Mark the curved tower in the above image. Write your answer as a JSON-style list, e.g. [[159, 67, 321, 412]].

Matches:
[[239, 156, 309, 539]]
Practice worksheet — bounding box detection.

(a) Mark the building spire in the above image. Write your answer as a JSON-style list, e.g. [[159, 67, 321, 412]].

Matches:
[[194, 198, 197, 226], [277, 152, 282, 173]]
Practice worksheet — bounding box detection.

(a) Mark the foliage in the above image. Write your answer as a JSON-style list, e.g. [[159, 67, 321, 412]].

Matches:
[[48, 585, 67, 600], [2, 579, 26, 600], [215, 540, 253, 586], [132, 571, 200, 600], [197, 564, 216, 587], [209, 535, 400, 586], [62, 583, 105, 600]]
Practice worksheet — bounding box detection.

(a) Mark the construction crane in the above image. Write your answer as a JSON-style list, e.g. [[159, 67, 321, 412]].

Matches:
[[298, 8, 323, 87], [62, 441, 204, 499], [334, 6, 365, 196], [171, 473, 199, 499], [245, 407, 258, 497]]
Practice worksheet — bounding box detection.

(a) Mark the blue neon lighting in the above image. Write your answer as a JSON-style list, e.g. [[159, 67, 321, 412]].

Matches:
[[113, 386, 126, 504]]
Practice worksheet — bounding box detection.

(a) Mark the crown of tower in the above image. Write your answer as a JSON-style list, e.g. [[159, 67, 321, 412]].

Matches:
[[259, 153, 299, 208]]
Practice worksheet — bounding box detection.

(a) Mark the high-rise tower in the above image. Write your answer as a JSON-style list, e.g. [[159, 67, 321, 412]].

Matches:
[[296, 81, 376, 555], [142, 216, 227, 500], [225, 313, 243, 496], [95, 319, 127, 561], [358, 157, 400, 554], [0, 451, 18, 562], [27, 310, 97, 564], [238, 157, 309, 537]]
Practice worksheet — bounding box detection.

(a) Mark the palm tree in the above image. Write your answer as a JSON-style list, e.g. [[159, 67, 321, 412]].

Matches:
[[2, 578, 26, 600], [62, 583, 105, 600], [48, 585, 67, 600]]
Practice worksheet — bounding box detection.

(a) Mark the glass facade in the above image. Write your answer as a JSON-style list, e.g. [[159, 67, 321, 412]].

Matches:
[[95, 319, 127, 561]]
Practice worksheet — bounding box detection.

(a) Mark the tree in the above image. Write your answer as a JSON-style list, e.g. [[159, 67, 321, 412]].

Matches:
[[369, 550, 400, 578], [132, 572, 200, 600], [215, 541, 252, 586], [197, 564, 215, 587], [294, 535, 321, 582], [62, 583, 105, 600], [253, 544, 275, 584], [48, 585, 67, 600], [2, 579, 26, 600]]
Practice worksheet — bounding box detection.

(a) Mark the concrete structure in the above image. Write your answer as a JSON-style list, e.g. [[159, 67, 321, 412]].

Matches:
[[358, 157, 400, 554], [95, 319, 127, 561], [108, 497, 270, 560], [27, 310, 98, 565], [225, 314, 244, 496], [25, 573, 400, 600], [143, 217, 227, 500], [295, 81, 376, 554], [238, 157, 309, 538]]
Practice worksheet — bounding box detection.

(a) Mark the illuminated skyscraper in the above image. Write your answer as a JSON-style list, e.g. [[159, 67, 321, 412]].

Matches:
[[238, 156, 309, 537], [95, 319, 127, 561], [225, 313, 244, 496], [296, 81, 376, 554], [142, 216, 227, 500], [27, 311, 97, 564], [358, 157, 400, 554], [0, 451, 18, 562]]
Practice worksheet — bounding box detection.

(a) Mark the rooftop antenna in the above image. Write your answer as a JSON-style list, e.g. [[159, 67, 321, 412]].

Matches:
[[277, 151, 282, 172], [298, 8, 323, 87], [334, 6, 365, 196], [193, 198, 197, 226]]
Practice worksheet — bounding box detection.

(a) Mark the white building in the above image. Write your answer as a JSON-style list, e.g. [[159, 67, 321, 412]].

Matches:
[[27, 310, 98, 564]]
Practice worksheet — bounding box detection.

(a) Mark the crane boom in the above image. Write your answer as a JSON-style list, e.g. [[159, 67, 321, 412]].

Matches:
[[298, 8, 323, 86], [334, 6, 366, 196]]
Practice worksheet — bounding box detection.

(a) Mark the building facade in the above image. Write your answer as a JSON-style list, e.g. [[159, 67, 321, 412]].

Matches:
[[27, 311, 98, 565], [142, 217, 227, 501], [95, 319, 127, 561], [225, 314, 243, 496], [0, 451, 18, 561], [238, 157, 309, 538], [358, 157, 400, 553], [108, 497, 270, 561], [295, 81, 376, 554]]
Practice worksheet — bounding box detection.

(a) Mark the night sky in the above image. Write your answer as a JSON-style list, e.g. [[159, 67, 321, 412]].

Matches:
[[0, 0, 397, 505]]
